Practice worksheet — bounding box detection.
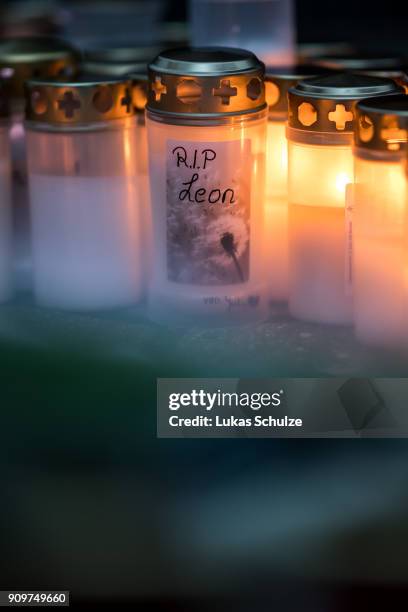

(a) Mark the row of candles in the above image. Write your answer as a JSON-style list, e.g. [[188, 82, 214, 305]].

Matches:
[[0, 37, 407, 348]]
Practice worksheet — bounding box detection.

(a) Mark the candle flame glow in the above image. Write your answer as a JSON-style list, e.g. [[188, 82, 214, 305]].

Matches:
[[335, 172, 352, 195]]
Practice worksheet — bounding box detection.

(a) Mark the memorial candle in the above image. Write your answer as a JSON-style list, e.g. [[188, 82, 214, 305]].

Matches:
[[146, 47, 267, 324], [287, 73, 400, 325], [264, 66, 329, 301], [25, 77, 142, 310], [80, 46, 156, 291], [353, 94, 408, 347], [0, 37, 78, 290]]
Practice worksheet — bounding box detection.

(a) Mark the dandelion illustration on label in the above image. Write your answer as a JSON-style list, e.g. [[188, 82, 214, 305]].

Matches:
[[166, 139, 251, 285]]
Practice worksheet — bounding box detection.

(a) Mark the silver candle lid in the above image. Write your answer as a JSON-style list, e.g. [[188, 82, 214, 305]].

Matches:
[[0, 36, 79, 99], [355, 94, 408, 153], [265, 64, 331, 118], [288, 72, 402, 133], [147, 47, 266, 118], [25, 76, 134, 126], [128, 71, 148, 113]]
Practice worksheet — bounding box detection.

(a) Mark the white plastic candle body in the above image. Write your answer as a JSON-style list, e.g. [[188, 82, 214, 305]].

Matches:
[[286, 73, 401, 325], [135, 113, 152, 289], [288, 134, 354, 324], [264, 119, 289, 301], [0, 124, 13, 302], [189, 0, 295, 66], [26, 121, 142, 310], [353, 153, 407, 346], [147, 114, 267, 324]]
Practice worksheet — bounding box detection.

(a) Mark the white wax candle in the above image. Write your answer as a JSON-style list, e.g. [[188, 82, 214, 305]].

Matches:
[[264, 120, 289, 301], [147, 115, 267, 325], [288, 141, 354, 324], [353, 161, 408, 347], [135, 118, 152, 291], [29, 174, 142, 310]]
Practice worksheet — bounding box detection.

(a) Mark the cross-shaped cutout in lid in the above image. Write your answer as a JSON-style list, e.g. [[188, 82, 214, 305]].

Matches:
[[328, 104, 354, 131], [57, 91, 81, 119], [121, 88, 132, 113], [152, 77, 167, 102], [213, 79, 237, 105]]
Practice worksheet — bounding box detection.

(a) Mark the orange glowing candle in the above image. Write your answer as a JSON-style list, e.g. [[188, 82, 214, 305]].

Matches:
[[286, 73, 401, 325], [264, 66, 328, 301], [353, 94, 408, 347]]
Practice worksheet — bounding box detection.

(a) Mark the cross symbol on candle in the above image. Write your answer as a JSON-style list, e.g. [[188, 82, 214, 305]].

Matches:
[[152, 77, 167, 102], [213, 79, 238, 105], [328, 104, 354, 130], [121, 88, 132, 113], [57, 91, 81, 119]]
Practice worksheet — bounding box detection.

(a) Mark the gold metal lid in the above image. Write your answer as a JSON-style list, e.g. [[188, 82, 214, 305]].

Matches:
[[265, 64, 332, 118], [80, 46, 156, 108], [288, 73, 402, 133], [355, 94, 408, 153], [147, 47, 266, 118], [25, 76, 134, 126], [0, 36, 79, 99], [128, 72, 148, 113]]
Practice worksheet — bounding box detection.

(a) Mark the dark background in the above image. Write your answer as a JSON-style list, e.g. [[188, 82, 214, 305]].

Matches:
[[165, 0, 408, 50], [1, 1, 408, 609]]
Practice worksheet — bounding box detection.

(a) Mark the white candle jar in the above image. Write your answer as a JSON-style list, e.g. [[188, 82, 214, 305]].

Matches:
[[146, 47, 267, 325], [264, 66, 328, 302], [130, 73, 151, 286], [80, 48, 153, 290], [0, 37, 78, 291], [0, 83, 13, 302], [25, 77, 142, 310], [353, 94, 408, 347], [287, 73, 400, 325]]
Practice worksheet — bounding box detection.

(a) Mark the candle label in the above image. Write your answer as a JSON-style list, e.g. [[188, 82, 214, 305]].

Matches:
[[166, 139, 251, 285]]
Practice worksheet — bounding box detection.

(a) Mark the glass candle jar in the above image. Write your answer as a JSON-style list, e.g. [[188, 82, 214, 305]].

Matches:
[[264, 65, 329, 301], [25, 77, 142, 310], [130, 72, 151, 286], [146, 47, 267, 325], [0, 81, 13, 302], [287, 73, 401, 325], [189, 0, 295, 66], [0, 36, 79, 291], [353, 94, 408, 347], [80, 47, 153, 291]]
